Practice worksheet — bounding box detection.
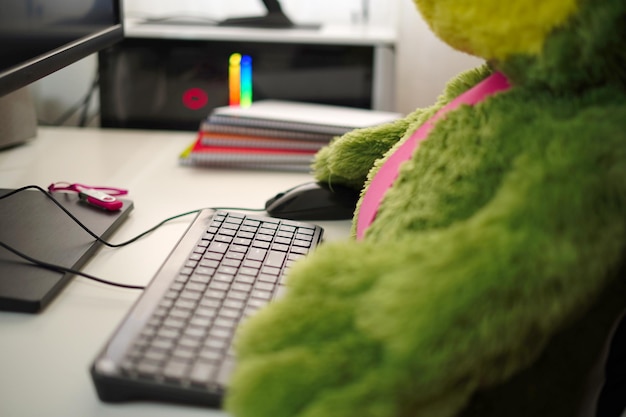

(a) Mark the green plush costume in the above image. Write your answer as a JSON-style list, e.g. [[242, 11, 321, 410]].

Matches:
[[226, 0, 626, 416]]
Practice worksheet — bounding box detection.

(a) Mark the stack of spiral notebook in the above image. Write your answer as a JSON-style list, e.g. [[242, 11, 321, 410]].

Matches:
[[179, 100, 401, 171]]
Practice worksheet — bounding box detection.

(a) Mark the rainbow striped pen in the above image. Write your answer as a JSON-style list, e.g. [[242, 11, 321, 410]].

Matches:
[[228, 53, 253, 107]]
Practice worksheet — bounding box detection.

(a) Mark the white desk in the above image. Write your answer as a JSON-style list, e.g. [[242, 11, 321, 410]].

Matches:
[[0, 127, 351, 417]]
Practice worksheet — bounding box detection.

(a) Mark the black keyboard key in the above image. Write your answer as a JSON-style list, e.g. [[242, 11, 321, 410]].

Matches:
[[265, 251, 286, 268], [190, 361, 217, 386], [247, 248, 266, 261], [216, 357, 235, 387]]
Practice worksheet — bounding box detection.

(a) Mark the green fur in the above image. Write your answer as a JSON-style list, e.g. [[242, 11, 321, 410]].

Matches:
[[500, 0, 626, 90], [226, 1, 626, 416]]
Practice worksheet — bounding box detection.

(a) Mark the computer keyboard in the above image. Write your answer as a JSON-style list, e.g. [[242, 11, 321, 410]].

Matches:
[[91, 209, 323, 407]]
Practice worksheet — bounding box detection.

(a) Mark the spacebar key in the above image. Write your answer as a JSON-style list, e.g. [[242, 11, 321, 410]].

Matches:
[[265, 251, 286, 268]]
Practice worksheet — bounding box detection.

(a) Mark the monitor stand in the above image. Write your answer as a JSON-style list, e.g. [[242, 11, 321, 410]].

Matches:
[[0, 88, 38, 150], [218, 11, 295, 29], [218, 0, 319, 29]]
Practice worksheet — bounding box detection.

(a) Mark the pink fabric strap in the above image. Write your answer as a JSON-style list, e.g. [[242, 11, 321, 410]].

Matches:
[[356, 72, 511, 239]]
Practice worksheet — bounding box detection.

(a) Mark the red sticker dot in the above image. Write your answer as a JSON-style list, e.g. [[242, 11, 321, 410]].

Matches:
[[182, 88, 208, 110]]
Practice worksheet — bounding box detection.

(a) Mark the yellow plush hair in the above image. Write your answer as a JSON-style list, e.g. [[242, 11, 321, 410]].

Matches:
[[413, 0, 579, 60]]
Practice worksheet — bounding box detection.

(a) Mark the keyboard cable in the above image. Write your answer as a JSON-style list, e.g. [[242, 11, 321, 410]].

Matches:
[[0, 185, 265, 290]]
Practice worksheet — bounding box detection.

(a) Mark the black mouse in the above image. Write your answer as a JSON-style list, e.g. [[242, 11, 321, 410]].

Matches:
[[265, 182, 360, 221]]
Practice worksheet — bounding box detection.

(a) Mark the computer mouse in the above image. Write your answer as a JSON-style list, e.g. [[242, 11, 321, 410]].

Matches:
[[265, 182, 360, 221]]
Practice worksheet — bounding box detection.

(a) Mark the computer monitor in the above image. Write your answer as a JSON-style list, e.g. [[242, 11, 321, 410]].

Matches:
[[0, 0, 124, 148]]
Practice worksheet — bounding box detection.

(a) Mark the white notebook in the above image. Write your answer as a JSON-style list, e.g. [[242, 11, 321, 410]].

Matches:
[[208, 100, 402, 136]]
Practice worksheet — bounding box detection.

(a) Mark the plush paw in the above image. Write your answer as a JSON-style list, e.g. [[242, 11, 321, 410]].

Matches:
[[312, 65, 493, 192], [225, 237, 494, 417], [225, 240, 400, 417], [312, 121, 411, 190]]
